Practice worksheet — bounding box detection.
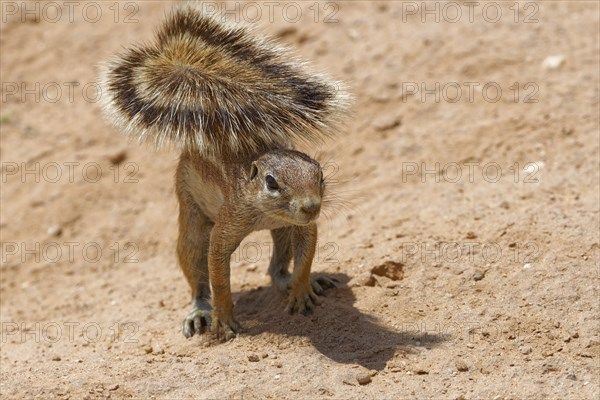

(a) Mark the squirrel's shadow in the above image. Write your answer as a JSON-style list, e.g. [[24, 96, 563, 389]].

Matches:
[[232, 273, 446, 370]]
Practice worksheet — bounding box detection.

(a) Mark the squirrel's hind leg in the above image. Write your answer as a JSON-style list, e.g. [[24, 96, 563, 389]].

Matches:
[[176, 187, 214, 338]]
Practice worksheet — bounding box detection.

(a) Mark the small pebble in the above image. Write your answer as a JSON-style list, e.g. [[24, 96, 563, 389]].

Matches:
[[473, 270, 486, 281], [247, 353, 260, 362], [47, 225, 62, 237], [520, 345, 532, 355], [542, 364, 560, 374], [356, 373, 371, 385], [542, 55, 565, 70], [385, 281, 401, 289], [51, 355, 61, 361], [523, 263, 533, 269], [455, 360, 469, 372], [566, 374, 577, 381], [108, 384, 119, 391], [108, 150, 128, 165]]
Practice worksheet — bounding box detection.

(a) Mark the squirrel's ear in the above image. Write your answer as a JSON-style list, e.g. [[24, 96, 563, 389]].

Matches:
[[249, 162, 259, 181]]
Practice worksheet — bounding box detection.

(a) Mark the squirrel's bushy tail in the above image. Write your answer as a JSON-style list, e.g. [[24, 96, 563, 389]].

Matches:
[[99, 5, 350, 157]]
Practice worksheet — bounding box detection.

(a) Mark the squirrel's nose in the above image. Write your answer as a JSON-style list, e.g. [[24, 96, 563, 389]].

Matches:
[[300, 199, 321, 216]]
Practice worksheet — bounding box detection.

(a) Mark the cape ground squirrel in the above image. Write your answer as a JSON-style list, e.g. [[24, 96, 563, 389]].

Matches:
[[100, 5, 350, 340]]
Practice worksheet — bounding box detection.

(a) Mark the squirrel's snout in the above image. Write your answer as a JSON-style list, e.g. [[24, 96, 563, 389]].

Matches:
[[299, 199, 321, 219]]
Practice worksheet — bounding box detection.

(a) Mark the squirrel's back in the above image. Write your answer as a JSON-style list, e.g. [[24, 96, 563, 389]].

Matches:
[[100, 5, 350, 158]]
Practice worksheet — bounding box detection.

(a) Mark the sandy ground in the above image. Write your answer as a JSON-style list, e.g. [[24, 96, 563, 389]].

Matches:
[[1, 1, 599, 399]]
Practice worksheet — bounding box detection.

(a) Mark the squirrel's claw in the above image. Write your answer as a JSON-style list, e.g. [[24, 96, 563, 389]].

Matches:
[[182, 308, 212, 338], [286, 286, 320, 315], [211, 316, 242, 341], [286, 275, 337, 315], [310, 276, 338, 295], [183, 307, 242, 341]]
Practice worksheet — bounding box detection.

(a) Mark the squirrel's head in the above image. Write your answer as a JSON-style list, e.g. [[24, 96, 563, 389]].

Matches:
[[247, 150, 323, 226]]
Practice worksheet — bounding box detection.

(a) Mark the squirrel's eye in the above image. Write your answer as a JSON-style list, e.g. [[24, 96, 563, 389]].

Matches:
[[265, 174, 279, 191]]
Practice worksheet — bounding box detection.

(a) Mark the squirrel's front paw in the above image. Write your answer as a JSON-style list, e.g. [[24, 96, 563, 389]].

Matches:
[[211, 313, 242, 341], [182, 307, 212, 338], [285, 284, 320, 315]]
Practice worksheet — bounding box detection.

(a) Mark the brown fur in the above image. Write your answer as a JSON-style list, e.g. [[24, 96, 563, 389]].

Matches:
[[100, 4, 347, 340], [176, 150, 336, 339], [99, 4, 349, 158]]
